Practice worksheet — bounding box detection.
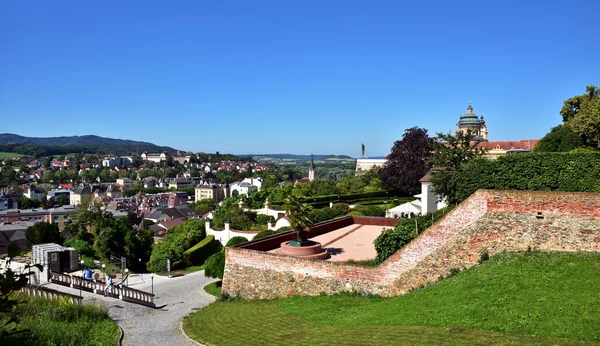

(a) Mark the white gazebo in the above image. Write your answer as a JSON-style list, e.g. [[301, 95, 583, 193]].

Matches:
[[385, 199, 422, 218]]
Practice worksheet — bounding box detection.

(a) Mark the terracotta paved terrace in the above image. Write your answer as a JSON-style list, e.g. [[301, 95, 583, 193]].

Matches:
[[269, 224, 387, 262]]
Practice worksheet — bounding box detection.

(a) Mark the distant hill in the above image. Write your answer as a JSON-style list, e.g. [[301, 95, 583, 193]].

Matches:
[[251, 154, 355, 163], [0, 133, 174, 148], [0, 133, 177, 156]]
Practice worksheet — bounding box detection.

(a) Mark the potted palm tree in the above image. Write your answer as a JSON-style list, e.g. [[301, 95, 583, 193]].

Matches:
[[279, 195, 329, 259], [283, 195, 314, 246]]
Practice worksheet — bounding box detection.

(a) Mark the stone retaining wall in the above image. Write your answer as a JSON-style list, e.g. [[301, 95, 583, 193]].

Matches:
[[222, 190, 600, 299]]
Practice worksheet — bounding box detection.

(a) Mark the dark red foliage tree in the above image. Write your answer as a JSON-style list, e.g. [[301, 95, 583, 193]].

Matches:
[[378, 127, 433, 195]]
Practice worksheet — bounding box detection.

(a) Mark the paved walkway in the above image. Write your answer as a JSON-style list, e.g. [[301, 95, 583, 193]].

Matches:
[[42, 270, 217, 346]]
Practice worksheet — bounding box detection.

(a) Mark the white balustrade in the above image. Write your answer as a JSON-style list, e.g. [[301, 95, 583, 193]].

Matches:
[[49, 271, 154, 307]]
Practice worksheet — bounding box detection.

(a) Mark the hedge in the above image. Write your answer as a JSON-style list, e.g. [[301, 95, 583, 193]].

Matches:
[[253, 227, 290, 240], [454, 153, 600, 202], [374, 206, 454, 263], [353, 205, 386, 217], [225, 236, 249, 247], [271, 190, 403, 206], [204, 251, 225, 279], [183, 235, 222, 266]]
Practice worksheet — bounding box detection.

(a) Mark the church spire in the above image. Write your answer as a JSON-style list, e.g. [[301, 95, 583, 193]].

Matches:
[[308, 154, 315, 181], [467, 100, 474, 114]]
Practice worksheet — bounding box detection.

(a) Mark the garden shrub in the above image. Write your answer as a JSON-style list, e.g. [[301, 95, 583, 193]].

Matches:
[[253, 229, 278, 240], [204, 251, 225, 279], [346, 211, 364, 216], [183, 235, 222, 266], [225, 236, 249, 247], [331, 203, 351, 215], [255, 214, 274, 225], [374, 206, 454, 263]]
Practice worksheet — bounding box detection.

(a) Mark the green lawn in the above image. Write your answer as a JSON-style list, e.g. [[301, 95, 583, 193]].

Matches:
[[204, 280, 222, 297], [4, 294, 120, 346], [184, 252, 600, 345], [0, 152, 28, 158], [156, 264, 205, 276]]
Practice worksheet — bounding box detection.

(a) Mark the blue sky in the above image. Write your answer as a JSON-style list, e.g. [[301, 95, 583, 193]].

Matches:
[[1, 1, 598, 157]]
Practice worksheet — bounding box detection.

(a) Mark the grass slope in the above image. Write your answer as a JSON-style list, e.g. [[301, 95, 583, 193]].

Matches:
[[6, 294, 120, 346], [204, 281, 222, 298], [184, 252, 600, 345]]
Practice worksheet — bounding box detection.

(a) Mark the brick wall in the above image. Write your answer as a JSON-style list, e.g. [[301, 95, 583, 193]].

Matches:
[[222, 190, 600, 299]]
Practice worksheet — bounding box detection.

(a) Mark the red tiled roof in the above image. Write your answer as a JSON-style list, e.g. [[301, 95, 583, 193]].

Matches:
[[477, 139, 539, 151], [160, 218, 185, 229]]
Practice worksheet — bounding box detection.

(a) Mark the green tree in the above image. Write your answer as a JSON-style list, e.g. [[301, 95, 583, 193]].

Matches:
[[25, 222, 62, 248], [16, 197, 41, 210], [54, 194, 70, 206], [93, 217, 130, 260], [125, 227, 154, 272], [283, 194, 314, 244], [147, 219, 206, 272], [428, 131, 486, 205], [561, 85, 600, 148], [534, 125, 583, 152]]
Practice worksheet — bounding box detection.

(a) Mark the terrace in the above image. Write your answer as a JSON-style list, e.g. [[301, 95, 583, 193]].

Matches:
[[243, 216, 399, 262]]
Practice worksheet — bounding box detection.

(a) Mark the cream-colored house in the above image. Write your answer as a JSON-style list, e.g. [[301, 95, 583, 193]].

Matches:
[[70, 186, 92, 206], [140, 152, 167, 163], [195, 183, 230, 202]]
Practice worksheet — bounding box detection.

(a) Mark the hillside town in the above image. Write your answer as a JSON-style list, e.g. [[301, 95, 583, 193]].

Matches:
[[1, 2, 599, 345]]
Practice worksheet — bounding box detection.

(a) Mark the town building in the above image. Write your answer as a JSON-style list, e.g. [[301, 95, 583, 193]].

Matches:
[[229, 181, 258, 196], [24, 185, 44, 200], [168, 177, 192, 190], [70, 186, 92, 206], [0, 197, 18, 211], [172, 151, 193, 164], [355, 158, 387, 173], [195, 183, 230, 202], [140, 152, 167, 163], [116, 177, 135, 190]]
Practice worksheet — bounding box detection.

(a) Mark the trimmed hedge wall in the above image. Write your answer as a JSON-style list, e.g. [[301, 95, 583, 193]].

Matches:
[[271, 190, 404, 207], [183, 235, 222, 266], [454, 153, 600, 202]]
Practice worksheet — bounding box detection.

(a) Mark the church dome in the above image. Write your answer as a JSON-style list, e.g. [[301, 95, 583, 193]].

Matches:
[[458, 114, 481, 126], [457, 102, 481, 126]]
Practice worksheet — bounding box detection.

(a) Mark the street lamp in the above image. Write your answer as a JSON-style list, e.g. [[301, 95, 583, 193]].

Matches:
[[138, 258, 142, 280], [151, 273, 154, 295], [80, 259, 85, 301], [125, 268, 129, 287]]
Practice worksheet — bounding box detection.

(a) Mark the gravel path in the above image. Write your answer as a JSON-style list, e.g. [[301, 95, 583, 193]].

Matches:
[[43, 271, 217, 346]]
